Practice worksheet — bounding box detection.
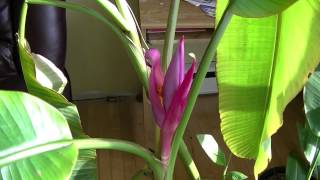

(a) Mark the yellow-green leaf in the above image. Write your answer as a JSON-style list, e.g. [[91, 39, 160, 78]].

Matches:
[[229, 0, 297, 17], [216, 0, 320, 177]]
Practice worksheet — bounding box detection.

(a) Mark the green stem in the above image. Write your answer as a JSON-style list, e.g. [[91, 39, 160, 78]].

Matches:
[[222, 153, 232, 180], [0, 138, 164, 179], [166, 5, 233, 180], [161, 0, 180, 71], [27, 0, 119, 34], [115, 0, 142, 51], [74, 138, 164, 179], [155, 126, 161, 158], [18, 2, 28, 43], [26, 0, 148, 91], [179, 141, 200, 180], [95, 0, 131, 31], [307, 147, 320, 179]]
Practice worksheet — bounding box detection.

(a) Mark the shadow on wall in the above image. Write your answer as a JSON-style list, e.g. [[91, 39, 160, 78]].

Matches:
[[66, 0, 141, 100]]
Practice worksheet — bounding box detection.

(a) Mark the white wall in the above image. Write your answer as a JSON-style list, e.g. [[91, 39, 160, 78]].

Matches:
[[66, 0, 141, 100]]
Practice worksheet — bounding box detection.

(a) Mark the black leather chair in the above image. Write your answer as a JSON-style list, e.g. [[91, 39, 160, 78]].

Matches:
[[0, 0, 72, 99]]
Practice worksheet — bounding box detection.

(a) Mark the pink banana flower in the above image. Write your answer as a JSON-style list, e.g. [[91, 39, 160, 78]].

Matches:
[[146, 37, 196, 165]]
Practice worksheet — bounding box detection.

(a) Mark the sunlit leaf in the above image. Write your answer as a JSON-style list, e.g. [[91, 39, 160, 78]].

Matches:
[[225, 171, 247, 180], [32, 53, 67, 94], [18, 40, 97, 179], [196, 134, 226, 166], [229, 0, 297, 17], [286, 154, 307, 180], [0, 91, 78, 179], [96, 0, 131, 31], [216, 0, 320, 177]]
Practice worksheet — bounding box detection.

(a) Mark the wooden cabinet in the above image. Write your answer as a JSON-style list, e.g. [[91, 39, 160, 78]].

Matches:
[[139, 0, 214, 29]]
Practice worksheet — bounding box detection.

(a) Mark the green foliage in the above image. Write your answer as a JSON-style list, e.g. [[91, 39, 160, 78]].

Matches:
[[216, 0, 320, 177], [299, 64, 320, 179], [286, 154, 307, 180], [285, 65, 320, 180], [197, 134, 247, 179], [0, 91, 78, 179], [304, 65, 320, 136], [312, 166, 320, 179], [197, 134, 226, 166], [225, 171, 247, 180], [70, 150, 97, 180], [115, 0, 141, 49], [11, 0, 320, 179], [297, 122, 320, 165], [229, 0, 297, 17], [18, 40, 97, 179], [95, 0, 131, 31], [32, 53, 67, 94]]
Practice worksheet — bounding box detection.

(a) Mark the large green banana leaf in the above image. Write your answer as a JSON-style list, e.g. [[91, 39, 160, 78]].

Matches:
[[18, 40, 97, 179], [216, 0, 320, 177], [0, 91, 78, 179]]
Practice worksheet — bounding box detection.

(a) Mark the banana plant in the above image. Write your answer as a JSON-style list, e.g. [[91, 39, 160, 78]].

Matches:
[[10, 0, 194, 179], [1, 0, 319, 179], [215, 0, 320, 177], [12, 0, 163, 179]]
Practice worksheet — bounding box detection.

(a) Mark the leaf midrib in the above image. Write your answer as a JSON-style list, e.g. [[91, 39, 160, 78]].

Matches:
[[0, 140, 73, 168], [257, 14, 282, 155]]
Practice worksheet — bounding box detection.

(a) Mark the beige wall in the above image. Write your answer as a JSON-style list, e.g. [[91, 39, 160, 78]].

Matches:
[[66, 0, 141, 100]]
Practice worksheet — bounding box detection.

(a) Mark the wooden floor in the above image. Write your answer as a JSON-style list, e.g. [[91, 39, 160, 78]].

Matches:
[[75, 94, 305, 180]]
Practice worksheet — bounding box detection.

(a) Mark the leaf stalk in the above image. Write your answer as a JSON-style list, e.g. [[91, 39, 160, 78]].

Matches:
[[162, 0, 180, 71], [74, 138, 164, 179], [165, 4, 233, 179]]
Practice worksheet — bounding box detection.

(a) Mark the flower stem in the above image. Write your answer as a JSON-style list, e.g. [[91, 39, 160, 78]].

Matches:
[[74, 138, 164, 179], [166, 5, 233, 180], [162, 0, 180, 71], [155, 126, 161, 158]]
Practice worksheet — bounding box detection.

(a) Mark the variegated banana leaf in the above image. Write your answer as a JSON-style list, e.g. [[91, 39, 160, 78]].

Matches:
[[0, 91, 78, 179], [18, 40, 97, 179]]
